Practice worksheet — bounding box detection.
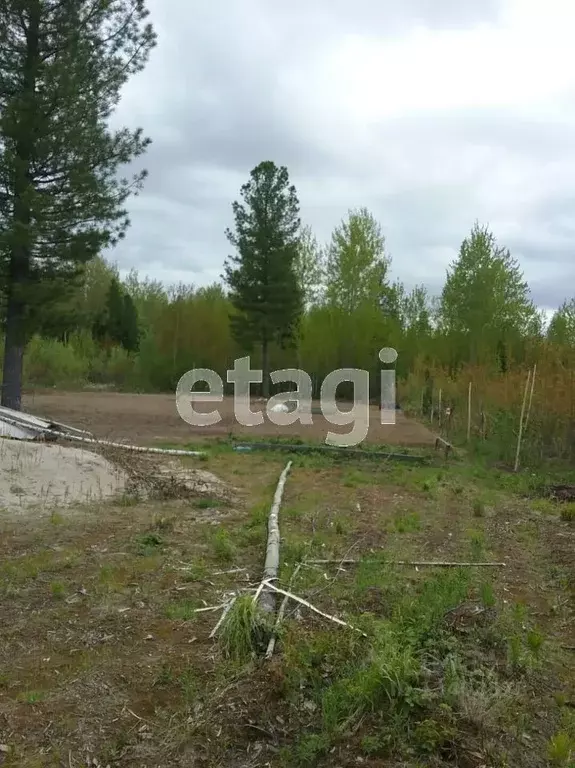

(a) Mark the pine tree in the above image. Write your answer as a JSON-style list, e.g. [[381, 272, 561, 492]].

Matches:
[[121, 292, 140, 352], [224, 161, 303, 397], [0, 0, 156, 409], [92, 277, 139, 353]]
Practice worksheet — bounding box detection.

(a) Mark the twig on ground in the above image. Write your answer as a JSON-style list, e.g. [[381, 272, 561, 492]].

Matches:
[[193, 603, 229, 614], [209, 597, 237, 639], [265, 563, 303, 659], [304, 559, 506, 567], [261, 579, 367, 636]]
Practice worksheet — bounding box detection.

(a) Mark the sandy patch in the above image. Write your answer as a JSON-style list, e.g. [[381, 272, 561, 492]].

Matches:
[[0, 438, 127, 516]]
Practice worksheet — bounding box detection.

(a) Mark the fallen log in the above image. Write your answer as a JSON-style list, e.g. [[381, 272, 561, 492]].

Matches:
[[259, 461, 293, 614]]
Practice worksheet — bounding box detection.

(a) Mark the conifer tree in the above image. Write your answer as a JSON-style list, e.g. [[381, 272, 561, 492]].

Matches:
[[0, 0, 156, 408]]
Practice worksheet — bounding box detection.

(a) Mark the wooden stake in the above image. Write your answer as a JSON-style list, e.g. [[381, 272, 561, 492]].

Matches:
[[438, 389, 442, 428], [259, 461, 292, 614], [524, 364, 537, 432], [467, 381, 472, 442], [514, 368, 532, 472]]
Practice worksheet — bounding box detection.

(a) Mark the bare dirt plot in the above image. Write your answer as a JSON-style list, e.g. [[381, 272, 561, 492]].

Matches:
[[0, 439, 127, 517], [23, 390, 437, 447], [0, 448, 573, 767]]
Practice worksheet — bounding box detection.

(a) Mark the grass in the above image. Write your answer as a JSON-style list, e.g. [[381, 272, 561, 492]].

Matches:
[[1, 444, 573, 768], [209, 527, 237, 562], [217, 594, 272, 662]]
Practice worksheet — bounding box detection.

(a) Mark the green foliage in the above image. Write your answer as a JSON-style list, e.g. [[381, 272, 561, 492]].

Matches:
[[547, 298, 575, 346], [325, 207, 389, 313], [0, 0, 156, 408], [547, 731, 574, 765], [224, 161, 303, 396], [93, 277, 140, 353], [217, 594, 272, 662], [439, 222, 539, 368], [24, 335, 88, 387], [210, 528, 236, 563], [294, 224, 325, 309]]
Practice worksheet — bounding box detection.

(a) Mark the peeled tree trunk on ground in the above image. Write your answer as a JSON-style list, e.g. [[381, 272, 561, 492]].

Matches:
[[0, 0, 156, 409]]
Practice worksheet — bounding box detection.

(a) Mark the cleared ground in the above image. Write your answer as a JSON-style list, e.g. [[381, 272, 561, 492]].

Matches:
[[22, 390, 436, 447], [1, 395, 574, 767]]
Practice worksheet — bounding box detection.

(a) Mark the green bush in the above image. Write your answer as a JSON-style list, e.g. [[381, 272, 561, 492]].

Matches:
[[24, 336, 88, 388]]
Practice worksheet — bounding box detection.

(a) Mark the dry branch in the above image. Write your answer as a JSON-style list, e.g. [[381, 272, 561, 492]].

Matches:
[[435, 436, 453, 458], [261, 580, 367, 636], [265, 562, 302, 659], [209, 597, 237, 639], [259, 461, 293, 614], [304, 559, 506, 568]]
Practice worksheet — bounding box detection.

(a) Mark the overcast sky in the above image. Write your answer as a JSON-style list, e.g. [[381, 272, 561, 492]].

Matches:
[[110, 0, 575, 312]]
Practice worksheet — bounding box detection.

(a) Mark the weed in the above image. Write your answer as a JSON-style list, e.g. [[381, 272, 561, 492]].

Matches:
[[526, 628, 544, 658], [179, 668, 198, 704], [118, 493, 140, 507], [246, 502, 269, 528], [343, 470, 374, 487], [479, 582, 496, 608], [287, 733, 330, 766], [393, 511, 421, 533], [18, 690, 45, 704], [164, 600, 198, 621], [413, 711, 456, 755], [472, 498, 485, 517], [154, 663, 175, 686], [50, 581, 65, 599], [468, 530, 485, 561], [181, 562, 208, 582], [547, 731, 574, 766], [282, 538, 311, 566], [153, 515, 174, 532], [218, 595, 271, 662], [210, 528, 236, 563], [560, 504, 575, 522], [194, 497, 220, 509], [50, 510, 64, 525], [136, 532, 164, 556]]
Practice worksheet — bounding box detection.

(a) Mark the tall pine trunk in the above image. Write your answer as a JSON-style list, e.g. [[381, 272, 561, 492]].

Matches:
[[1, 294, 26, 410], [0, 7, 39, 411]]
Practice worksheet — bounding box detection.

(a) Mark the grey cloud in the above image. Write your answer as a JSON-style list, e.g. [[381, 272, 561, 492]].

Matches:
[[109, 0, 575, 311]]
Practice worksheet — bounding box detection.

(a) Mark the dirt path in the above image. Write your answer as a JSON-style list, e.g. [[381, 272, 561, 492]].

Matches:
[[23, 391, 437, 447]]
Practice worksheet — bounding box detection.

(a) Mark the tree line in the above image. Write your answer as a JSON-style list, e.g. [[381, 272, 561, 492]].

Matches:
[[10, 160, 575, 400], [1, 3, 574, 465]]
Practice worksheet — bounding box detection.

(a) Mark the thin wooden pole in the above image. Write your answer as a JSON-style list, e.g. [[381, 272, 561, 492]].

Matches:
[[438, 389, 442, 429], [514, 369, 532, 472], [524, 364, 537, 432], [467, 382, 472, 442]]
